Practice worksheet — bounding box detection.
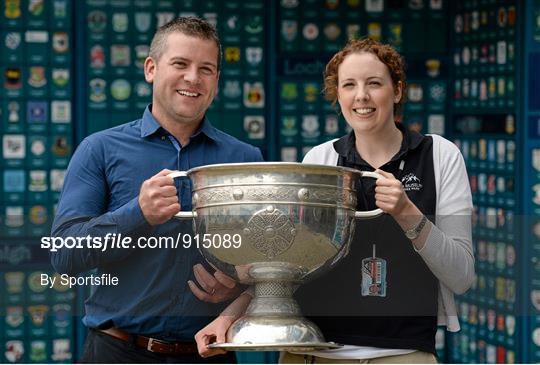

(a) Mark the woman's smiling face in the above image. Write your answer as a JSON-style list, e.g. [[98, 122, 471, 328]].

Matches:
[[337, 52, 402, 134]]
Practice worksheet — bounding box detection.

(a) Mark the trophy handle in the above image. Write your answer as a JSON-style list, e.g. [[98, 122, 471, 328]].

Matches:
[[167, 171, 197, 219], [354, 171, 384, 219]]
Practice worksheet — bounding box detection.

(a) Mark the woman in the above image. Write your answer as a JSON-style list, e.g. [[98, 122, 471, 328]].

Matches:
[[194, 38, 474, 363]]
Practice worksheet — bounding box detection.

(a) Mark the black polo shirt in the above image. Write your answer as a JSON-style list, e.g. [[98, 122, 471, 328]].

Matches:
[[295, 123, 439, 354]]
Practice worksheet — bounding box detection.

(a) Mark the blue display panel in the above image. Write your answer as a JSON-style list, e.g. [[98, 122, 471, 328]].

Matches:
[[276, 0, 450, 164], [1, 1, 81, 362], [447, 0, 521, 363], [0, 241, 77, 363], [83, 0, 267, 153], [524, 0, 540, 362], [1, 0, 73, 240]]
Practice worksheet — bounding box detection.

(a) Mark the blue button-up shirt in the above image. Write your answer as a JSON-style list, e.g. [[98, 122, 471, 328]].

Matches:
[[51, 106, 263, 340]]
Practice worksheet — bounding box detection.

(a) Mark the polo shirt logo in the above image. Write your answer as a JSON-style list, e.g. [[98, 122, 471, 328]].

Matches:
[[402, 173, 423, 191]]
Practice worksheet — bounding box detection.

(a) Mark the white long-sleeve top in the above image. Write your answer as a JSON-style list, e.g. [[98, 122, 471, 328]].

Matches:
[[302, 134, 475, 333]]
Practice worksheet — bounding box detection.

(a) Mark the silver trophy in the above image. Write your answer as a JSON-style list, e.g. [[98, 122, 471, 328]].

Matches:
[[170, 162, 381, 351]]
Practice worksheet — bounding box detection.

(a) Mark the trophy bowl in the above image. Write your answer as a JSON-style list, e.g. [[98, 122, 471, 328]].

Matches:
[[170, 162, 382, 351]]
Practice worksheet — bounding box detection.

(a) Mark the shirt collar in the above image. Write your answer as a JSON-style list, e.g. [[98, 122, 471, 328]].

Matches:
[[333, 122, 425, 165], [140, 104, 219, 142], [194, 116, 219, 142], [140, 105, 162, 138]]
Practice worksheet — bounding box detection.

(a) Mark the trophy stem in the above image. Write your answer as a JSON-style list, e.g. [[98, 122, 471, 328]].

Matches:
[[212, 280, 341, 351], [248, 281, 301, 316]]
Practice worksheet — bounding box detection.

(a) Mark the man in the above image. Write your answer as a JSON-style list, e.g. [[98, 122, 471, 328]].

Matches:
[[51, 17, 263, 363]]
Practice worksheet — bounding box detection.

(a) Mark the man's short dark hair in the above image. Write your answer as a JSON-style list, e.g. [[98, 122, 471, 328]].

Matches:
[[149, 17, 222, 71]]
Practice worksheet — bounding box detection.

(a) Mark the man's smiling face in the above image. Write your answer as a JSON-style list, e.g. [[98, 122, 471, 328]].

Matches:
[[145, 32, 220, 126]]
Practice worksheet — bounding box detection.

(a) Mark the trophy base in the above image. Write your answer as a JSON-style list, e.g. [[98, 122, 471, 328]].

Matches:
[[208, 342, 342, 352], [213, 314, 340, 352]]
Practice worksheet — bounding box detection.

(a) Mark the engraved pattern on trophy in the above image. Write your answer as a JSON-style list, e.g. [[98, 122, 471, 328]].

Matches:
[[248, 298, 300, 316], [244, 205, 297, 259], [255, 282, 295, 297], [311, 187, 344, 204], [194, 185, 354, 206], [248, 187, 295, 201], [196, 188, 232, 204]]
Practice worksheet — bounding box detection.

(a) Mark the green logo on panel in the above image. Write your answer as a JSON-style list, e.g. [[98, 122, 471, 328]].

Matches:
[[111, 79, 131, 101]]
